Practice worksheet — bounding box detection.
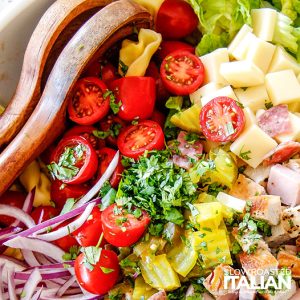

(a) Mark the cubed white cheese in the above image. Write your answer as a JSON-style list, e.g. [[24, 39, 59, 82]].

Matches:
[[229, 32, 257, 61], [220, 61, 265, 88], [251, 8, 277, 41], [201, 85, 238, 107], [235, 85, 270, 112], [275, 113, 300, 143], [230, 125, 277, 168], [189, 82, 223, 105], [246, 38, 276, 73], [243, 107, 257, 130], [200, 48, 229, 85], [228, 24, 253, 58], [265, 70, 300, 105], [216, 192, 246, 213], [268, 46, 300, 75]]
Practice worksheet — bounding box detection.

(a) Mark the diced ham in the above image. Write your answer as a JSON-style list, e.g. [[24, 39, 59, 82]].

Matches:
[[289, 288, 300, 300], [238, 286, 256, 300], [267, 164, 300, 206], [172, 131, 203, 170], [277, 250, 300, 278], [260, 280, 297, 300], [257, 105, 292, 137], [281, 205, 300, 238], [148, 291, 167, 300], [263, 141, 300, 166], [229, 174, 266, 199], [216, 292, 239, 300], [249, 195, 281, 225]]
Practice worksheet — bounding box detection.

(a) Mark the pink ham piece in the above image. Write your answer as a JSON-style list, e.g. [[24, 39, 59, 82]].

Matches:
[[263, 141, 300, 166], [257, 105, 292, 137], [172, 131, 203, 169], [267, 164, 300, 206], [238, 286, 256, 300]]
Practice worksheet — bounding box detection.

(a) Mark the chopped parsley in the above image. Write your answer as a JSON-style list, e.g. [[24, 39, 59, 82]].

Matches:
[[265, 101, 273, 109], [60, 198, 76, 215], [119, 60, 128, 76], [81, 246, 102, 271], [103, 90, 121, 114], [62, 245, 81, 261], [239, 146, 251, 160]]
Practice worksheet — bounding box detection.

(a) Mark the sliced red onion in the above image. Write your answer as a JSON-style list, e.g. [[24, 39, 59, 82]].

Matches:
[[41, 293, 102, 300], [0, 263, 4, 300], [37, 209, 45, 224], [56, 276, 76, 297], [22, 249, 40, 267], [1, 198, 101, 245], [7, 268, 17, 300], [15, 270, 70, 280], [4, 237, 65, 263], [0, 226, 22, 238], [22, 268, 42, 300], [31, 287, 43, 300], [0, 255, 26, 283], [0, 204, 35, 229], [24, 261, 74, 272], [75, 151, 119, 208], [11, 188, 35, 228], [35, 202, 95, 241], [35, 253, 54, 265]]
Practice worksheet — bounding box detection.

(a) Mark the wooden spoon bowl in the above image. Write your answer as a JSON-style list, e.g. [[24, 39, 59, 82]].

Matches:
[[0, 0, 112, 149], [0, 0, 151, 195]]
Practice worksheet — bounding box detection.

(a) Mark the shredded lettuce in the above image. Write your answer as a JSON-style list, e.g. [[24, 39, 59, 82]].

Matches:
[[188, 0, 261, 55]]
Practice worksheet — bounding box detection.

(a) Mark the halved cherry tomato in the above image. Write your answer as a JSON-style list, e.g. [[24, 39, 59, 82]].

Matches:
[[110, 77, 156, 121], [160, 50, 204, 95], [158, 41, 194, 62], [53, 219, 79, 252], [49, 136, 98, 185], [101, 204, 151, 247], [151, 110, 166, 128], [99, 115, 127, 147], [30, 206, 59, 224], [156, 0, 198, 39], [117, 120, 165, 159], [68, 77, 110, 125], [73, 207, 105, 247], [75, 249, 119, 295], [83, 60, 102, 78], [64, 125, 105, 150], [0, 191, 26, 226], [95, 147, 124, 189], [50, 180, 89, 209], [200, 97, 246, 142]]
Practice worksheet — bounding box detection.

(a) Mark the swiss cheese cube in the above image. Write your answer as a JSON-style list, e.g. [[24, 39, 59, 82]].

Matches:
[[189, 82, 223, 105], [201, 85, 238, 107], [220, 60, 265, 88], [275, 113, 300, 143], [229, 32, 256, 61], [251, 8, 277, 41], [235, 85, 270, 112], [265, 70, 300, 105], [228, 24, 253, 58], [246, 38, 276, 73], [200, 48, 229, 85], [230, 125, 277, 168], [268, 46, 300, 75], [243, 107, 256, 130]]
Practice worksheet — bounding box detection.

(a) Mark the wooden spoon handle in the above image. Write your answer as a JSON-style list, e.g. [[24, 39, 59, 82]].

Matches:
[[0, 0, 112, 149], [0, 0, 151, 195]]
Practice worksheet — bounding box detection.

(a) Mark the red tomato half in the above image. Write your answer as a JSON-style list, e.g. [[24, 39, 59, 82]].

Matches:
[[0, 191, 26, 226], [117, 120, 165, 159], [151, 110, 166, 128], [68, 77, 110, 125], [156, 0, 198, 39], [160, 50, 204, 95], [101, 204, 151, 247], [95, 147, 124, 189], [64, 125, 105, 150], [75, 249, 119, 295], [110, 77, 156, 121], [73, 207, 105, 247], [158, 41, 194, 62], [50, 180, 89, 209], [30, 206, 59, 224], [99, 115, 127, 147], [49, 136, 98, 185], [200, 97, 246, 142]]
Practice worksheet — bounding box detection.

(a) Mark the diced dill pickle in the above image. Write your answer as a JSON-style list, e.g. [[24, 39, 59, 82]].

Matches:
[[196, 193, 216, 203], [190, 202, 223, 230], [132, 276, 157, 300], [139, 254, 181, 291], [192, 229, 232, 269], [163, 222, 183, 245], [167, 234, 197, 277], [134, 236, 166, 257], [170, 104, 201, 133]]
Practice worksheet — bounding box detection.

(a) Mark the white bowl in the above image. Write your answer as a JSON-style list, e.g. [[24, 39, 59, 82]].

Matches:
[[0, 0, 55, 106]]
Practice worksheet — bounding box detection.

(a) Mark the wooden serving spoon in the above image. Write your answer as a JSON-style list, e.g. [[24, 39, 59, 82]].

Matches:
[[0, 0, 151, 195], [0, 0, 112, 149]]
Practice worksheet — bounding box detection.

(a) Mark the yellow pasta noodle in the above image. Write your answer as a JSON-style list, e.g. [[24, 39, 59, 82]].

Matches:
[[119, 28, 162, 77], [132, 0, 164, 19], [19, 160, 52, 207]]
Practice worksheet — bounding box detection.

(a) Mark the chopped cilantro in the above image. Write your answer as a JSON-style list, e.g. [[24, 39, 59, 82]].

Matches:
[[231, 241, 242, 254], [81, 246, 102, 271]]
